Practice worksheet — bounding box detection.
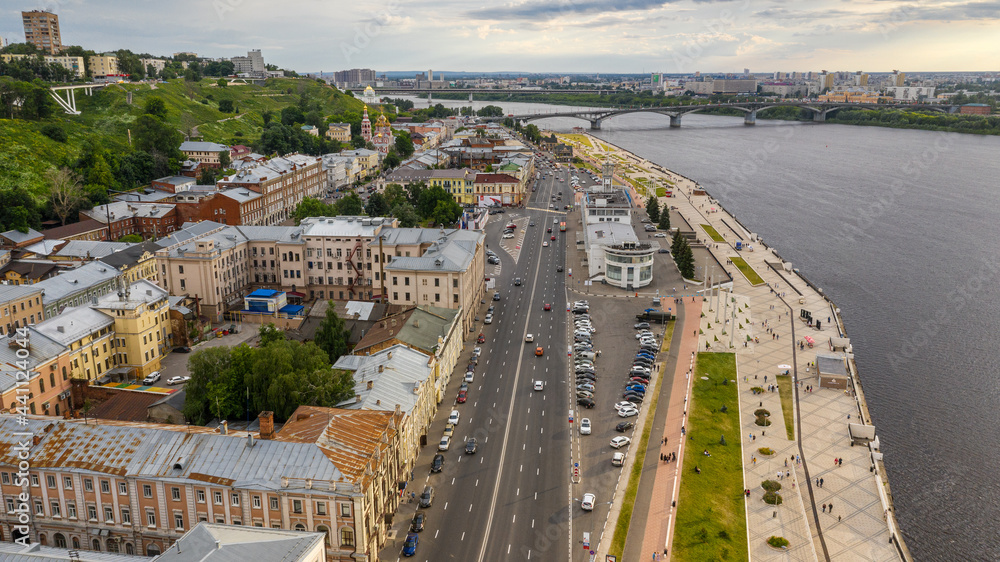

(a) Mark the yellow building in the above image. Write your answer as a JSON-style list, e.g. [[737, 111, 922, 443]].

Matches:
[[93, 280, 171, 378], [34, 306, 116, 382], [102, 241, 161, 284], [88, 55, 119, 79], [427, 169, 477, 205], [0, 53, 84, 78]]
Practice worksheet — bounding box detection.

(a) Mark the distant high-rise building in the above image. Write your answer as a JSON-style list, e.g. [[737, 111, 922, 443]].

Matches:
[[333, 68, 376, 86], [744, 68, 750, 76], [21, 10, 61, 54], [855, 71, 869, 87], [231, 49, 265, 77], [892, 70, 906, 86]]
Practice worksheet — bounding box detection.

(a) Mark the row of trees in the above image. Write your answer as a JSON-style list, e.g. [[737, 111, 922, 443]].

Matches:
[[292, 181, 462, 228], [184, 316, 353, 425], [671, 231, 696, 279], [646, 196, 671, 231], [0, 77, 56, 119]]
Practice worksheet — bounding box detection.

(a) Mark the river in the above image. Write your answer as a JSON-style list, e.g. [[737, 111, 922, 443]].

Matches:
[[402, 96, 1000, 560]]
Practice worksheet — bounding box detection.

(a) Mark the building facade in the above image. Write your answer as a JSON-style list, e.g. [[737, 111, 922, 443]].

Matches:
[[21, 10, 61, 54], [0, 285, 44, 337], [216, 154, 323, 225]]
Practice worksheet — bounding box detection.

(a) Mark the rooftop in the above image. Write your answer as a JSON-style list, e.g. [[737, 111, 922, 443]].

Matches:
[[0, 228, 44, 246], [34, 305, 114, 346], [40, 219, 106, 240], [299, 216, 393, 238], [33, 260, 120, 305], [0, 329, 67, 393], [334, 344, 433, 417], [179, 141, 229, 153], [355, 305, 458, 354], [53, 240, 133, 260], [157, 523, 325, 562]]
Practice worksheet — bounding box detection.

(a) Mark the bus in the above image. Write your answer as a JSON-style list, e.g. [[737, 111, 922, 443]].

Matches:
[[559, 222, 567, 232]]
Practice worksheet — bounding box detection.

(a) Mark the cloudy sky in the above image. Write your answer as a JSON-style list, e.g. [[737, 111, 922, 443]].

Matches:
[[5, 0, 999, 74]]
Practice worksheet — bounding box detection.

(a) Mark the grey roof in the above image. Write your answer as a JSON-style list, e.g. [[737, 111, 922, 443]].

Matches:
[[385, 229, 483, 273], [154, 175, 198, 186], [180, 141, 229, 152], [1, 228, 44, 244], [156, 220, 226, 247], [0, 329, 67, 393], [816, 353, 848, 376], [34, 305, 114, 346], [33, 260, 121, 305], [0, 541, 149, 561], [219, 188, 262, 203], [0, 283, 43, 303], [334, 344, 433, 414], [299, 216, 392, 238], [101, 241, 162, 270], [158, 523, 325, 562], [82, 201, 176, 223], [96, 279, 167, 312], [22, 239, 63, 256], [343, 301, 377, 321], [54, 240, 133, 259], [586, 222, 639, 245], [0, 415, 347, 492], [113, 189, 174, 203]]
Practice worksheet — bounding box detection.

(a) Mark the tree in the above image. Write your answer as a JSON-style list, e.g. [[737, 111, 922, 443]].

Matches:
[[313, 302, 351, 364], [383, 183, 408, 208], [86, 152, 117, 190], [431, 199, 462, 226], [217, 78, 228, 88], [280, 106, 305, 127], [646, 196, 660, 223], [476, 105, 504, 117], [0, 186, 42, 233], [335, 192, 365, 216], [133, 114, 183, 157], [183, 346, 233, 424], [658, 207, 671, 231], [47, 167, 85, 226], [118, 234, 143, 243], [394, 130, 414, 157], [199, 166, 217, 185], [391, 202, 419, 227], [40, 124, 67, 142], [523, 124, 541, 143], [218, 99, 235, 113], [292, 197, 334, 224], [259, 323, 285, 347], [364, 192, 391, 217], [416, 185, 456, 219], [218, 150, 231, 168], [383, 150, 401, 169], [261, 110, 274, 125]]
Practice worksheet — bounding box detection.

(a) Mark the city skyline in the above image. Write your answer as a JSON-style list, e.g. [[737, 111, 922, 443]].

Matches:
[[3, 0, 999, 74]]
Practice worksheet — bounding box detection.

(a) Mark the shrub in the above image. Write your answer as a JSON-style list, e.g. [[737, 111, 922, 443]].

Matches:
[[761, 480, 782, 492], [40, 124, 67, 142], [757, 447, 774, 456], [755, 417, 772, 427], [767, 536, 789, 548], [750, 386, 764, 393], [763, 491, 783, 505], [754, 409, 770, 417]]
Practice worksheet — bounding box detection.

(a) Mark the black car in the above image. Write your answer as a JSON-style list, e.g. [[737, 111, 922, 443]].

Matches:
[[173, 346, 191, 353], [514, 278, 522, 286], [557, 265, 564, 272], [616, 421, 634, 432], [465, 438, 478, 454], [623, 393, 643, 403], [430, 454, 444, 473], [577, 397, 596, 408], [493, 292, 501, 301], [410, 512, 426, 532]]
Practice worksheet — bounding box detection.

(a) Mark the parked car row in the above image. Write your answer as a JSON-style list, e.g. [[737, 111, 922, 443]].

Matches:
[[572, 301, 598, 411]]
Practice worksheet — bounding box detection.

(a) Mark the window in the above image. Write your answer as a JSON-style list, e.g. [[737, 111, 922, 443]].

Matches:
[[46, 475, 56, 488], [0, 472, 8, 485], [269, 497, 279, 510], [171, 487, 180, 501], [142, 484, 152, 498], [118, 482, 127, 495], [292, 499, 303, 514], [5, 498, 13, 513], [340, 527, 355, 547], [30, 474, 39, 487], [121, 508, 131, 525], [104, 507, 114, 523], [316, 502, 326, 515], [100, 480, 110, 493], [50, 501, 61, 517], [65, 477, 73, 489], [146, 510, 156, 526], [197, 490, 206, 503], [67, 502, 76, 519], [252, 495, 261, 509], [178, 266, 184, 274], [213, 491, 223, 505], [453, 279, 458, 288], [231, 493, 240, 506], [340, 503, 352, 517], [174, 513, 184, 529], [88, 505, 97, 521]]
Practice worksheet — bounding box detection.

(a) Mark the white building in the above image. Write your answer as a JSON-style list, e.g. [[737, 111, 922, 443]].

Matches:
[[231, 49, 265, 77]]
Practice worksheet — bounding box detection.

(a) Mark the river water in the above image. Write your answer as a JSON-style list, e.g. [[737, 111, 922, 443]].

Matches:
[[403, 96, 1000, 560]]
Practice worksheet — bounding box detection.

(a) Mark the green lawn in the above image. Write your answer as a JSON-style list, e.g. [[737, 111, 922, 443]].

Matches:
[[775, 375, 795, 440], [700, 224, 726, 243], [728, 256, 765, 286], [557, 132, 593, 148], [608, 320, 674, 559], [673, 353, 748, 562]]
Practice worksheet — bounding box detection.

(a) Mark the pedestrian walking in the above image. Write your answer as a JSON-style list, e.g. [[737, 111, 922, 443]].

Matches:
[[820, 478, 824, 488], [816, 478, 820, 487], [822, 504, 827, 513], [828, 502, 833, 513]]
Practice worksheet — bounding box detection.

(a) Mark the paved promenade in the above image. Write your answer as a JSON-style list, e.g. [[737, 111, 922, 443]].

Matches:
[[557, 132, 910, 561]]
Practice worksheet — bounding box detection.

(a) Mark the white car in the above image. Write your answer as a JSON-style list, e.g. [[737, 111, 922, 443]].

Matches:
[[448, 410, 460, 425], [525, 334, 534, 342], [580, 418, 591, 435], [581, 493, 596, 511], [612, 452, 626, 466], [635, 331, 654, 340], [472, 347, 482, 357], [166, 375, 190, 385], [438, 436, 451, 451], [534, 380, 544, 391], [502, 233, 515, 239], [610, 436, 632, 449], [654, 233, 667, 238], [618, 406, 639, 418], [614, 401, 633, 411], [484, 314, 493, 324], [465, 371, 474, 383], [543, 241, 549, 247]]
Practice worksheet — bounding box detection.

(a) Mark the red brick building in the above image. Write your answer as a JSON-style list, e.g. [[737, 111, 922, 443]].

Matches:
[[82, 202, 179, 240]]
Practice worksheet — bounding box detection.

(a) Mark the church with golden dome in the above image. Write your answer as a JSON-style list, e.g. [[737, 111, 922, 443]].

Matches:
[[361, 106, 394, 155]]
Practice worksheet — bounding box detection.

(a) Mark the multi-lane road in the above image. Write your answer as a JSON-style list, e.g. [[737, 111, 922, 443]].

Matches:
[[383, 155, 646, 562]]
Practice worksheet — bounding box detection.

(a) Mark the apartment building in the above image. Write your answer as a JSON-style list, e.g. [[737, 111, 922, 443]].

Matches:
[[33, 260, 122, 318], [0, 328, 72, 418], [0, 53, 83, 78], [92, 280, 170, 378], [41, 219, 108, 243], [179, 141, 230, 167], [81, 201, 179, 240], [21, 10, 61, 54], [474, 173, 522, 207], [0, 408, 403, 560], [87, 55, 118, 79], [0, 285, 44, 337], [217, 154, 323, 225], [34, 305, 116, 383], [326, 123, 352, 143], [427, 169, 477, 206], [101, 242, 161, 284]]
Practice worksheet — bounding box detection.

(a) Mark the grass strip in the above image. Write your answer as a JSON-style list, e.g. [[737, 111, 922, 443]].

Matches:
[[775, 375, 795, 440], [607, 320, 674, 558], [556, 133, 593, 148], [700, 224, 726, 243], [673, 353, 748, 561], [728, 256, 765, 286]]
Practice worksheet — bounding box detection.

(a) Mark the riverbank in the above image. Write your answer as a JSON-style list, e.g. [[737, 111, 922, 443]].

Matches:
[[557, 130, 912, 560]]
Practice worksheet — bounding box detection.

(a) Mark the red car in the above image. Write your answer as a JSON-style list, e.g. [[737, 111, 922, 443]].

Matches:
[[550, 235, 556, 241], [477, 333, 486, 344], [544, 303, 551, 311], [457, 390, 467, 403]]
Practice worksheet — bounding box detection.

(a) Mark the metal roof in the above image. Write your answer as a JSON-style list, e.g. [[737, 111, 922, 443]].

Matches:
[[34, 305, 114, 346], [334, 344, 433, 418], [0, 283, 43, 303], [0, 228, 43, 244], [33, 260, 120, 304], [0, 541, 149, 561], [158, 523, 325, 562], [0, 329, 67, 393], [54, 240, 133, 259], [180, 141, 229, 152]]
